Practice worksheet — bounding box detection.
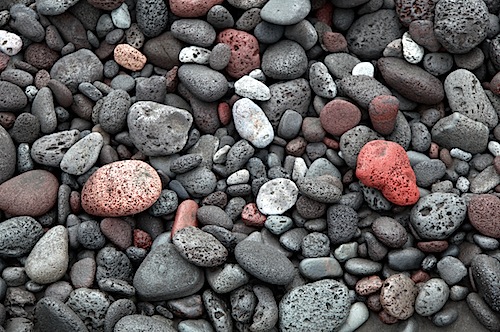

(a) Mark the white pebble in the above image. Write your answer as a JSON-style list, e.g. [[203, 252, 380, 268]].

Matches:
[[179, 46, 211, 64], [248, 68, 266, 82], [111, 3, 131, 29], [488, 140, 500, 157], [234, 75, 271, 101], [232, 98, 274, 148], [213, 145, 230, 164], [256, 178, 298, 215], [402, 31, 424, 64], [352, 62, 375, 77], [449, 148, 472, 161], [25, 85, 38, 101], [292, 157, 307, 181], [337, 302, 369, 332], [334, 242, 358, 262], [227, 169, 250, 185], [0, 30, 22, 56], [456, 176, 470, 192]]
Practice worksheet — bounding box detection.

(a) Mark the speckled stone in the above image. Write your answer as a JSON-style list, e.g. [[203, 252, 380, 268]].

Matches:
[[0, 80, 28, 111], [35, 297, 88, 332], [217, 29, 260, 78], [60, 132, 104, 176], [320, 99, 361, 137], [380, 273, 418, 320], [169, 0, 224, 17], [414, 278, 449, 316], [256, 178, 298, 215], [0, 170, 58, 216], [172, 226, 228, 267], [371, 216, 408, 248], [81, 160, 162, 217], [114, 44, 147, 71], [0, 30, 23, 56], [0, 216, 44, 257], [468, 194, 500, 238], [471, 254, 500, 311]]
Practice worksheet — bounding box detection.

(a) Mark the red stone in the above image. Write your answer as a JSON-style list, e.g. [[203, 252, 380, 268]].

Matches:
[[439, 148, 453, 168], [429, 142, 439, 158], [169, 0, 224, 17], [217, 29, 260, 78], [218, 102, 231, 125], [172, 199, 199, 237], [468, 194, 500, 238], [0, 52, 10, 71], [100, 218, 133, 250], [320, 99, 361, 137], [356, 140, 420, 206], [322, 137, 339, 150], [70, 191, 81, 214], [315, 1, 333, 26], [355, 275, 383, 296], [411, 270, 431, 284], [81, 160, 162, 217], [322, 32, 348, 53], [417, 240, 449, 253], [24, 43, 60, 70], [0, 170, 58, 216], [490, 71, 500, 96], [241, 203, 266, 227], [368, 95, 399, 135], [134, 229, 152, 249]]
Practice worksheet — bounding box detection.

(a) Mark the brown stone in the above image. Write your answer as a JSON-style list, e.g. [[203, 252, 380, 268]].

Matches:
[[320, 99, 361, 137], [368, 95, 399, 135], [468, 194, 500, 238], [172, 199, 199, 237], [143, 32, 183, 70], [417, 240, 449, 252], [24, 43, 60, 70], [100, 218, 133, 250], [380, 273, 418, 320]]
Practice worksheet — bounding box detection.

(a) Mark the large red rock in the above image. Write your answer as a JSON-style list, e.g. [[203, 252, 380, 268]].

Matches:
[[356, 140, 419, 206], [217, 29, 260, 78], [468, 194, 500, 238], [169, 0, 224, 17], [0, 170, 59, 216], [81, 160, 162, 217]]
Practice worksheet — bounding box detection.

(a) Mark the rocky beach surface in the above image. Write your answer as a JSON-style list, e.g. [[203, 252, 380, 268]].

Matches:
[[0, 0, 500, 331]]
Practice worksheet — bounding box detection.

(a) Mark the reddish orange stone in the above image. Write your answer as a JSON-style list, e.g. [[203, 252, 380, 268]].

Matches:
[[355, 275, 383, 296], [114, 44, 147, 71], [218, 102, 231, 126], [241, 203, 266, 227], [217, 29, 260, 78], [172, 199, 199, 237], [356, 140, 419, 206]]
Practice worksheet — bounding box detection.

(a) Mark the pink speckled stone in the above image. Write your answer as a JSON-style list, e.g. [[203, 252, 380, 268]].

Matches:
[[241, 203, 266, 227], [0, 52, 9, 71], [217, 29, 260, 79], [81, 160, 162, 217], [114, 44, 147, 71], [356, 140, 419, 206], [169, 0, 224, 17]]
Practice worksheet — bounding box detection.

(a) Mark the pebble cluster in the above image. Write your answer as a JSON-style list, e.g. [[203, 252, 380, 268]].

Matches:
[[1, 0, 500, 331]]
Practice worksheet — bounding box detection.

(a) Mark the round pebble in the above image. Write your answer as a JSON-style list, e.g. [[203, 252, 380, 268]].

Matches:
[[256, 178, 298, 215]]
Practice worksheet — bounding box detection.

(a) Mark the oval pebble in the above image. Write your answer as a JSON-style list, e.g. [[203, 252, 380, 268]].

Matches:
[[81, 160, 162, 217], [261, 40, 307, 80], [380, 273, 418, 320], [0, 125, 15, 184], [234, 75, 270, 101], [0, 216, 43, 257], [172, 226, 228, 267], [60, 132, 104, 176], [232, 98, 274, 148], [296, 174, 342, 204], [178, 64, 228, 102], [414, 278, 449, 316], [114, 315, 175, 332], [256, 178, 298, 215]]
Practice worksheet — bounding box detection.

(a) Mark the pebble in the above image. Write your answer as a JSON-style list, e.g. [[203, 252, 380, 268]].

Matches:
[[133, 242, 204, 301], [234, 75, 270, 101], [0, 125, 15, 184], [60, 132, 103, 175], [436, 256, 467, 285], [414, 278, 449, 316], [255, 177, 298, 215], [320, 99, 361, 137], [178, 64, 227, 102], [309, 61, 337, 99], [176, 167, 217, 198], [81, 160, 162, 217], [466, 292, 500, 331], [0, 80, 28, 111], [261, 40, 307, 80], [344, 258, 382, 276], [136, 0, 168, 37], [172, 226, 228, 267], [260, 0, 310, 25], [432, 307, 459, 327], [338, 75, 391, 110], [178, 319, 214, 332], [206, 264, 249, 294], [471, 254, 500, 311], [413, 159, 446, 187], [78, 220, 106, 250], [264, 215, 293, 235], [327, 204, 358, 245], [25, 225, 68, 284], [179, 46, 211, 64], [371, 216, 408, 248], [232, 98, 274, 148], [444, 69, 498, 129], [114, 43, 147, 71], [402, 31, 424, 64], [377, 57, 444, 105], [0, 216, 43, 257], [217, 28, 260, 78], [387, 247, 425, 271], [468, 194, 500, 238], [35, 297, 87, 332], [115, 315, 175, 332], [234, 240, 295, 285], [127, 101, 193, 156], [143, 32, 182, 69], [337, 302, 370, 332], [169, 0, 223, 17], [0, 170, 58, 216], [279, 279, 350, 331], [299, 257, 343, 280], [356, 140, 419, 206], [355, 275, 383, 296], [380, 273, 418, 320], [434, 0, 489, 54], [110, 3, 131, 29]]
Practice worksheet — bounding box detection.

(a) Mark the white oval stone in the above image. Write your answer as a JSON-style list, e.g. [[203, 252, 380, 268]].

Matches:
[[227, 169, 250, 185], [179, 46, 211, 64], [213, 145, 231, 164], [449, 148, 472, 161], [0, 30, 22, 56], [402, 31, 424, 64], [337, 302, 370, 332], [456, 176, 470, 192], [25, 225, 68, 284], [352, 62, 375, 77], [292, 157, 307, 181], [256, 178, 298, 215], [415, 278, 449, 316], [488, 140, 500, 157], [233, 98, 274, 148], [60, 132, 104, 175], [111, 3, 131, 29], [234, 75, 271, 101]]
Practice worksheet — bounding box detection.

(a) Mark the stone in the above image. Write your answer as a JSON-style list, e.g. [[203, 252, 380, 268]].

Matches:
[[368, 95, 399, 135], [371, 216, 408, 248], [172, 226, 228, 267], [171, 19, 216, 47], [169, 0, 224, 17], [133, 242, 204, 301], [178, 64, 228, 102], [35, 297, 88, 332], [234, 75, 270, 101], [261, 40, 307, 80], [410, 193, 466, 240], [60, 132, 103, 176], [414, 278, 449, 316], [0, 30, 22, 56], [0, 80, 28, 111], [337, 302, 369, 332], [471, 254, 500, 311], [0, 216, 43, 257], [66, 288, 110, 331], [0, 125, 15, 184], [327, 204, 358, 245], [337, 75, 391, 110], [25, 225, 68, 284], [128, 101, 193, 156], [143, 32, 182, 69], [114, 44, 147, 71], [279, 279, 350, 331], [114, 315, 175, 332], [320, 99, 361, 137], [356, 140, 419, 206], [256, 178, 298, 215], [136, 0, 168, 37], [468, 194, 500, 239], [36, 0, 79, 15], [296, 174, 342, 204], [380, 273, 418, 320], [81, 160, 162, 217], [217, 29, 260, 78], [0, 170, 58, 216], [260, 0, 310, 25], [436, 256, 467, 285], [206, 264, 249, 293], [31, 129, 80, 167]]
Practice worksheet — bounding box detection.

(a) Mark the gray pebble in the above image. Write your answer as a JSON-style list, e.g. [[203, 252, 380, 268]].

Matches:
[[344, 257, 382, 276], [466, 292, 500, 332], [0, 216, 43, 257], [78, 82, 102, 101], [230, 285, 256, 323], [371, 216, 408, 248], [136, 76, 167, 103], [299, 257, 343, 280], [96, 247, 133, 283], [260, 0, 310, 25], [136, 0, 168, 37], [209, 43, 231, 71], [203, 289, 233, 332], [32, 87, 57, 134], [279, 279, 350, 331], [197, 205, 233, 229], [422, 53, 454, 76], [340, 125, 382, 168], [206, 264, 250, 294], [454, 47, 485, 70], [206, 5, 234, 29], [0, 69, 33, 88], [277, 109, 302, 140], [60, 132, 103, 176], [410, 121, 431, 152], [171, 19, 216, 47], [410, 193, 466, 240], [98, 278, 135, 296], [469, 165, 500, 194], [178, 319, 214, 332], [471, 254, 500, 311], [450, 285, 469, 301], [413, 159, 446, 187], [9, 112, 40, 144], [297, 174, 342, 204], [0, 126, 16, 184], [386, 111, 411, 150], [387, 247, 425, 271], [324, 53, 361, 79], [66, 288, 110, 331], [235, 7, 261, 31], [173, 226, 228, 267], [261, 40, 308, 80], [77, 220, 106, 250], [327, 204, 358, 245], [254, 21, 283, 44], [264, 215, 293, 235], [309, 61, 337, 98], [178, 64, 228, 103], [414, 278, 449, 316], [251, 285, 278, 331], [432, 307, 458, 327], [31, 129, 80, 167], [284, 19, 318, 50], [364, 231, 388, 261], [176, 167, 217, 198], [111, 74, 136, 91], [279, 228, 308, 252], [473, 234, 499, 251], [301, 232, 330, 258], [35, 297, 87, 332], [436, 255, 467, 286], [234, 240, 295, 285], [114, 315, 175, 332], [2, 267, 26, 287], [148, 189, 178, 216], [104, 299, 136, 332]]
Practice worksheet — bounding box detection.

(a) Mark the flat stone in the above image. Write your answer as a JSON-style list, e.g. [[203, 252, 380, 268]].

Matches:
[[380, 273, 418, 320], [256, 178, 298, 215], [172, 226, 228, 267], [232, 98, 274, 148], [60, 132, 104, 176]]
